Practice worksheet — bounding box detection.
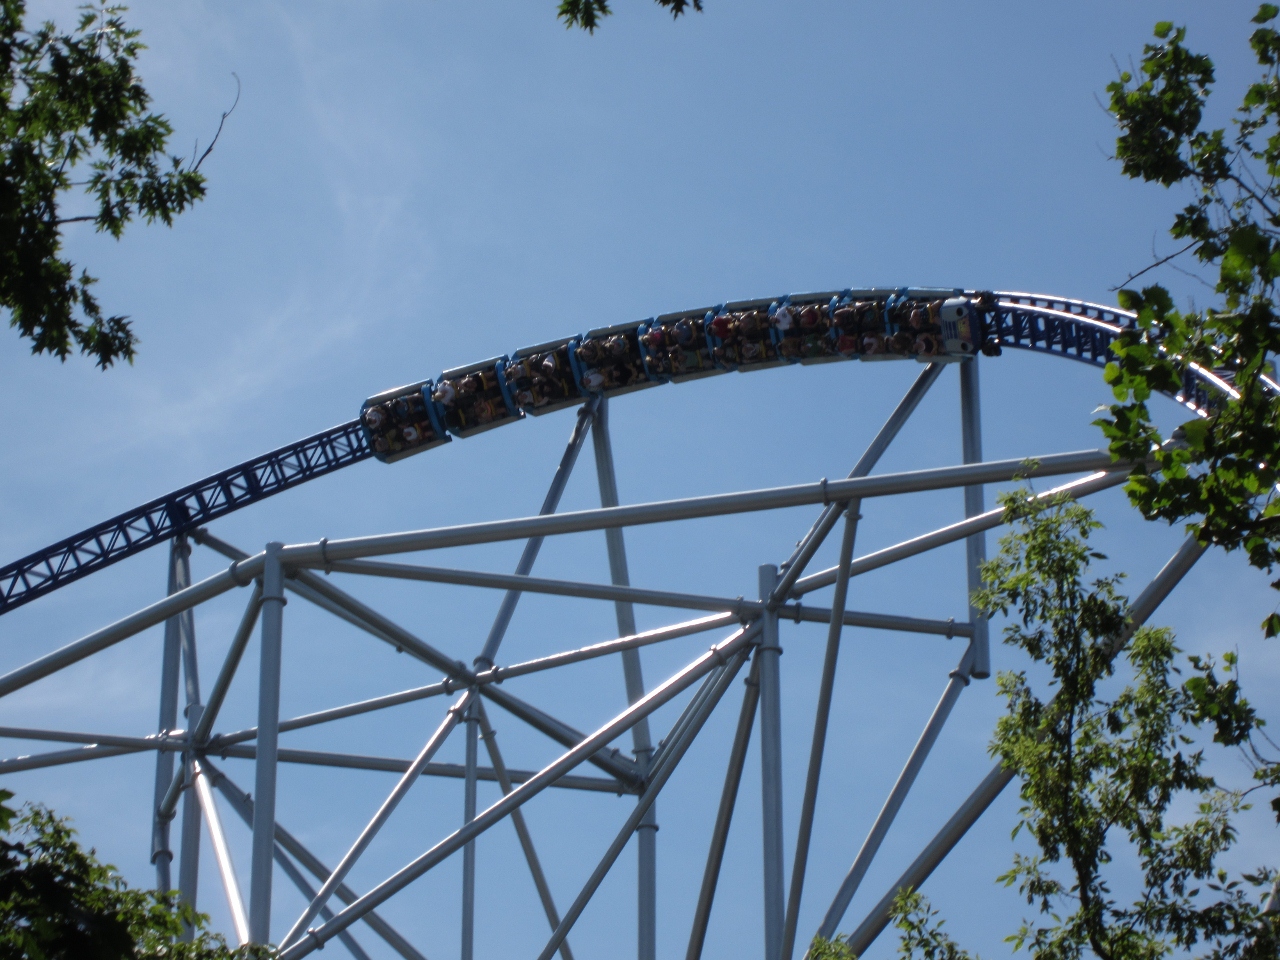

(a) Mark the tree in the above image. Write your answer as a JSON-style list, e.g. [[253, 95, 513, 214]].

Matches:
[[855, 494, 1279, 960], [558, 0, 701, 33], [0, 788, 266, 959], [1098, 6, 1280, 637], [1, 1, 217, 369]]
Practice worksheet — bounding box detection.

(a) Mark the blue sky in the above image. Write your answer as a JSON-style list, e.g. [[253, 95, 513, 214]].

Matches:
[[1, 2, 1277, 958]]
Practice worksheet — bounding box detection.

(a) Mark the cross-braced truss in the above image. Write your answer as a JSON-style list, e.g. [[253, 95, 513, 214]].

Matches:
[[0, 359, 1208, 960]]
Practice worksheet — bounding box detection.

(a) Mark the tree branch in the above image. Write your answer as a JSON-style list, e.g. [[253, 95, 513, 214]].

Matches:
[[1110, 241, 1199, 292]]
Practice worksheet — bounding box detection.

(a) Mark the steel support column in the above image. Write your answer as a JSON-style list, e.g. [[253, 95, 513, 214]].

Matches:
[[461, 698, 479, 960], [591, 396, 656, 960], [781, 509, 858, 960], [172, 536, 202, 939], [250, 541, 286, 944], [758, 564, 785, 960], [686, 657, 761, 960], [959, 359, 990, 679], [151, 538, 185, 892]]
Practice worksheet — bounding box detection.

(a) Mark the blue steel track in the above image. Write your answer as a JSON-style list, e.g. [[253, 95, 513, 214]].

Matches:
[[0, 290, 1230, 616]]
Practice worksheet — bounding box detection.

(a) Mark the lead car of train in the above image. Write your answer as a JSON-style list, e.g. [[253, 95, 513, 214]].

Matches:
[[359, 288, 999, 463]]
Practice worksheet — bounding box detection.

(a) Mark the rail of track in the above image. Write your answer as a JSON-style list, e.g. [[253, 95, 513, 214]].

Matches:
[[0, 290, 1238, 617]]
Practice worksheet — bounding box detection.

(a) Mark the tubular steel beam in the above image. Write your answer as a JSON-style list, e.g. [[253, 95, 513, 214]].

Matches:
[[0, 556, 261, 701], [461, 701, 479, 960], [282, 690, 474, 949], [193, 530, 643, 786], [475, 395, 599, 668], [206, 743, 627, 794], [274, 450, 1124, 568], [959, 358, 991, 679], [790, 470, 1129, 596], [773, 362, 943, 602], [590, 397, 656, 960], [533, 649, 750, 960], [758, 565, 786, 960], [250, 542, 285, 945], [782, 508, 859, 960], [203, 760, 428, 960], [815, 645, 974, 941], [194, 582, 263, 744], [841, 536, 1207, 955], [192, 761, 250, 945], [0, 742, 139, 773], [273, 848, 376, 960], [476, 702, 576, 960], [277, 624, 759, 959], [318, 557, 968, 637], [685, 656, 761, 960], [152, 538, 186, 892], [175, 537, 202, 940]]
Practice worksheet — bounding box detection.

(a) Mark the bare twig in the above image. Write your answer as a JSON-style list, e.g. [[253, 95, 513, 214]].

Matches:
[[1110, 241, 1199, 291], [190, 73, 240, 173]]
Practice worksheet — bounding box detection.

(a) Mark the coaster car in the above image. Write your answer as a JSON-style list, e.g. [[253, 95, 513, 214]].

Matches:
[[639, 309, 721, 382], [504, 338, 582, 416], [431, 358, 523, 437], [568, 322, 654, 397], [706, 301, 785, 371], [361, 381, 450, 463]]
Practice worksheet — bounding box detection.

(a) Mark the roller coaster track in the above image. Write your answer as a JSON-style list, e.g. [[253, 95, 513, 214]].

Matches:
[[0, 290, 1231, 617]]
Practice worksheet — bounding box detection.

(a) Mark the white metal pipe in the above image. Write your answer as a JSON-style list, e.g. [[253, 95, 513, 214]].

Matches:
[[250, 542, 285, 944], [152, 538, 185, 892], [782, 508, 859, 960], [790, 469, 1129, 596], [209, 742, 625, 793], [476, 702, 576, 960], [318, 557, 967, 636], [0, 742, 138, 773], [178, 752, 202, 940], [195, 583, 263, 744], [815, 645, 974, 941], [461, 701, 479, 960], [959, 358, 991, 679], [685, 657, 760, 960], [0, 725, 185, 751], [476, 396, 598, 668], [0, 555, 260, 700], [773, 362, 943, 601], [281, 689, 474, 949], [272, 845, 376, 960], [193, 760, 250, 945], [277, 624, 759, 959], [758, 565, 786, 960], [534, 648, 750, 960], [203, 760, 428, 960], [276, 450, 1125, 567], [591, 398, 655, 960]]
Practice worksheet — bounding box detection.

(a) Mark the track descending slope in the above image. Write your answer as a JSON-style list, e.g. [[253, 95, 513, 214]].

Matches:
[[0, 289, 1229, 616]]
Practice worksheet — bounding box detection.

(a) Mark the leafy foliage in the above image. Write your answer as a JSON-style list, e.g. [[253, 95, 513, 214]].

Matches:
[[0, 789, 267, 959], [557, 0, 702, 33], [959, 493, 1277, 960], [0, 1, 211, 367], [1097, 7, 1280, 620], [891, 891, 977, 960]]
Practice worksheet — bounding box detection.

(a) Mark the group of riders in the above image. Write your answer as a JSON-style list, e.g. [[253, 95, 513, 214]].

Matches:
[[363, 296, 988, 458]]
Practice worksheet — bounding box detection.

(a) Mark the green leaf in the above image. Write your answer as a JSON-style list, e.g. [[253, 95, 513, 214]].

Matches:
[[1254, 3, 1279, 24], [1263, 612, 1280, 637], [1154, 20, 1175, 38]]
